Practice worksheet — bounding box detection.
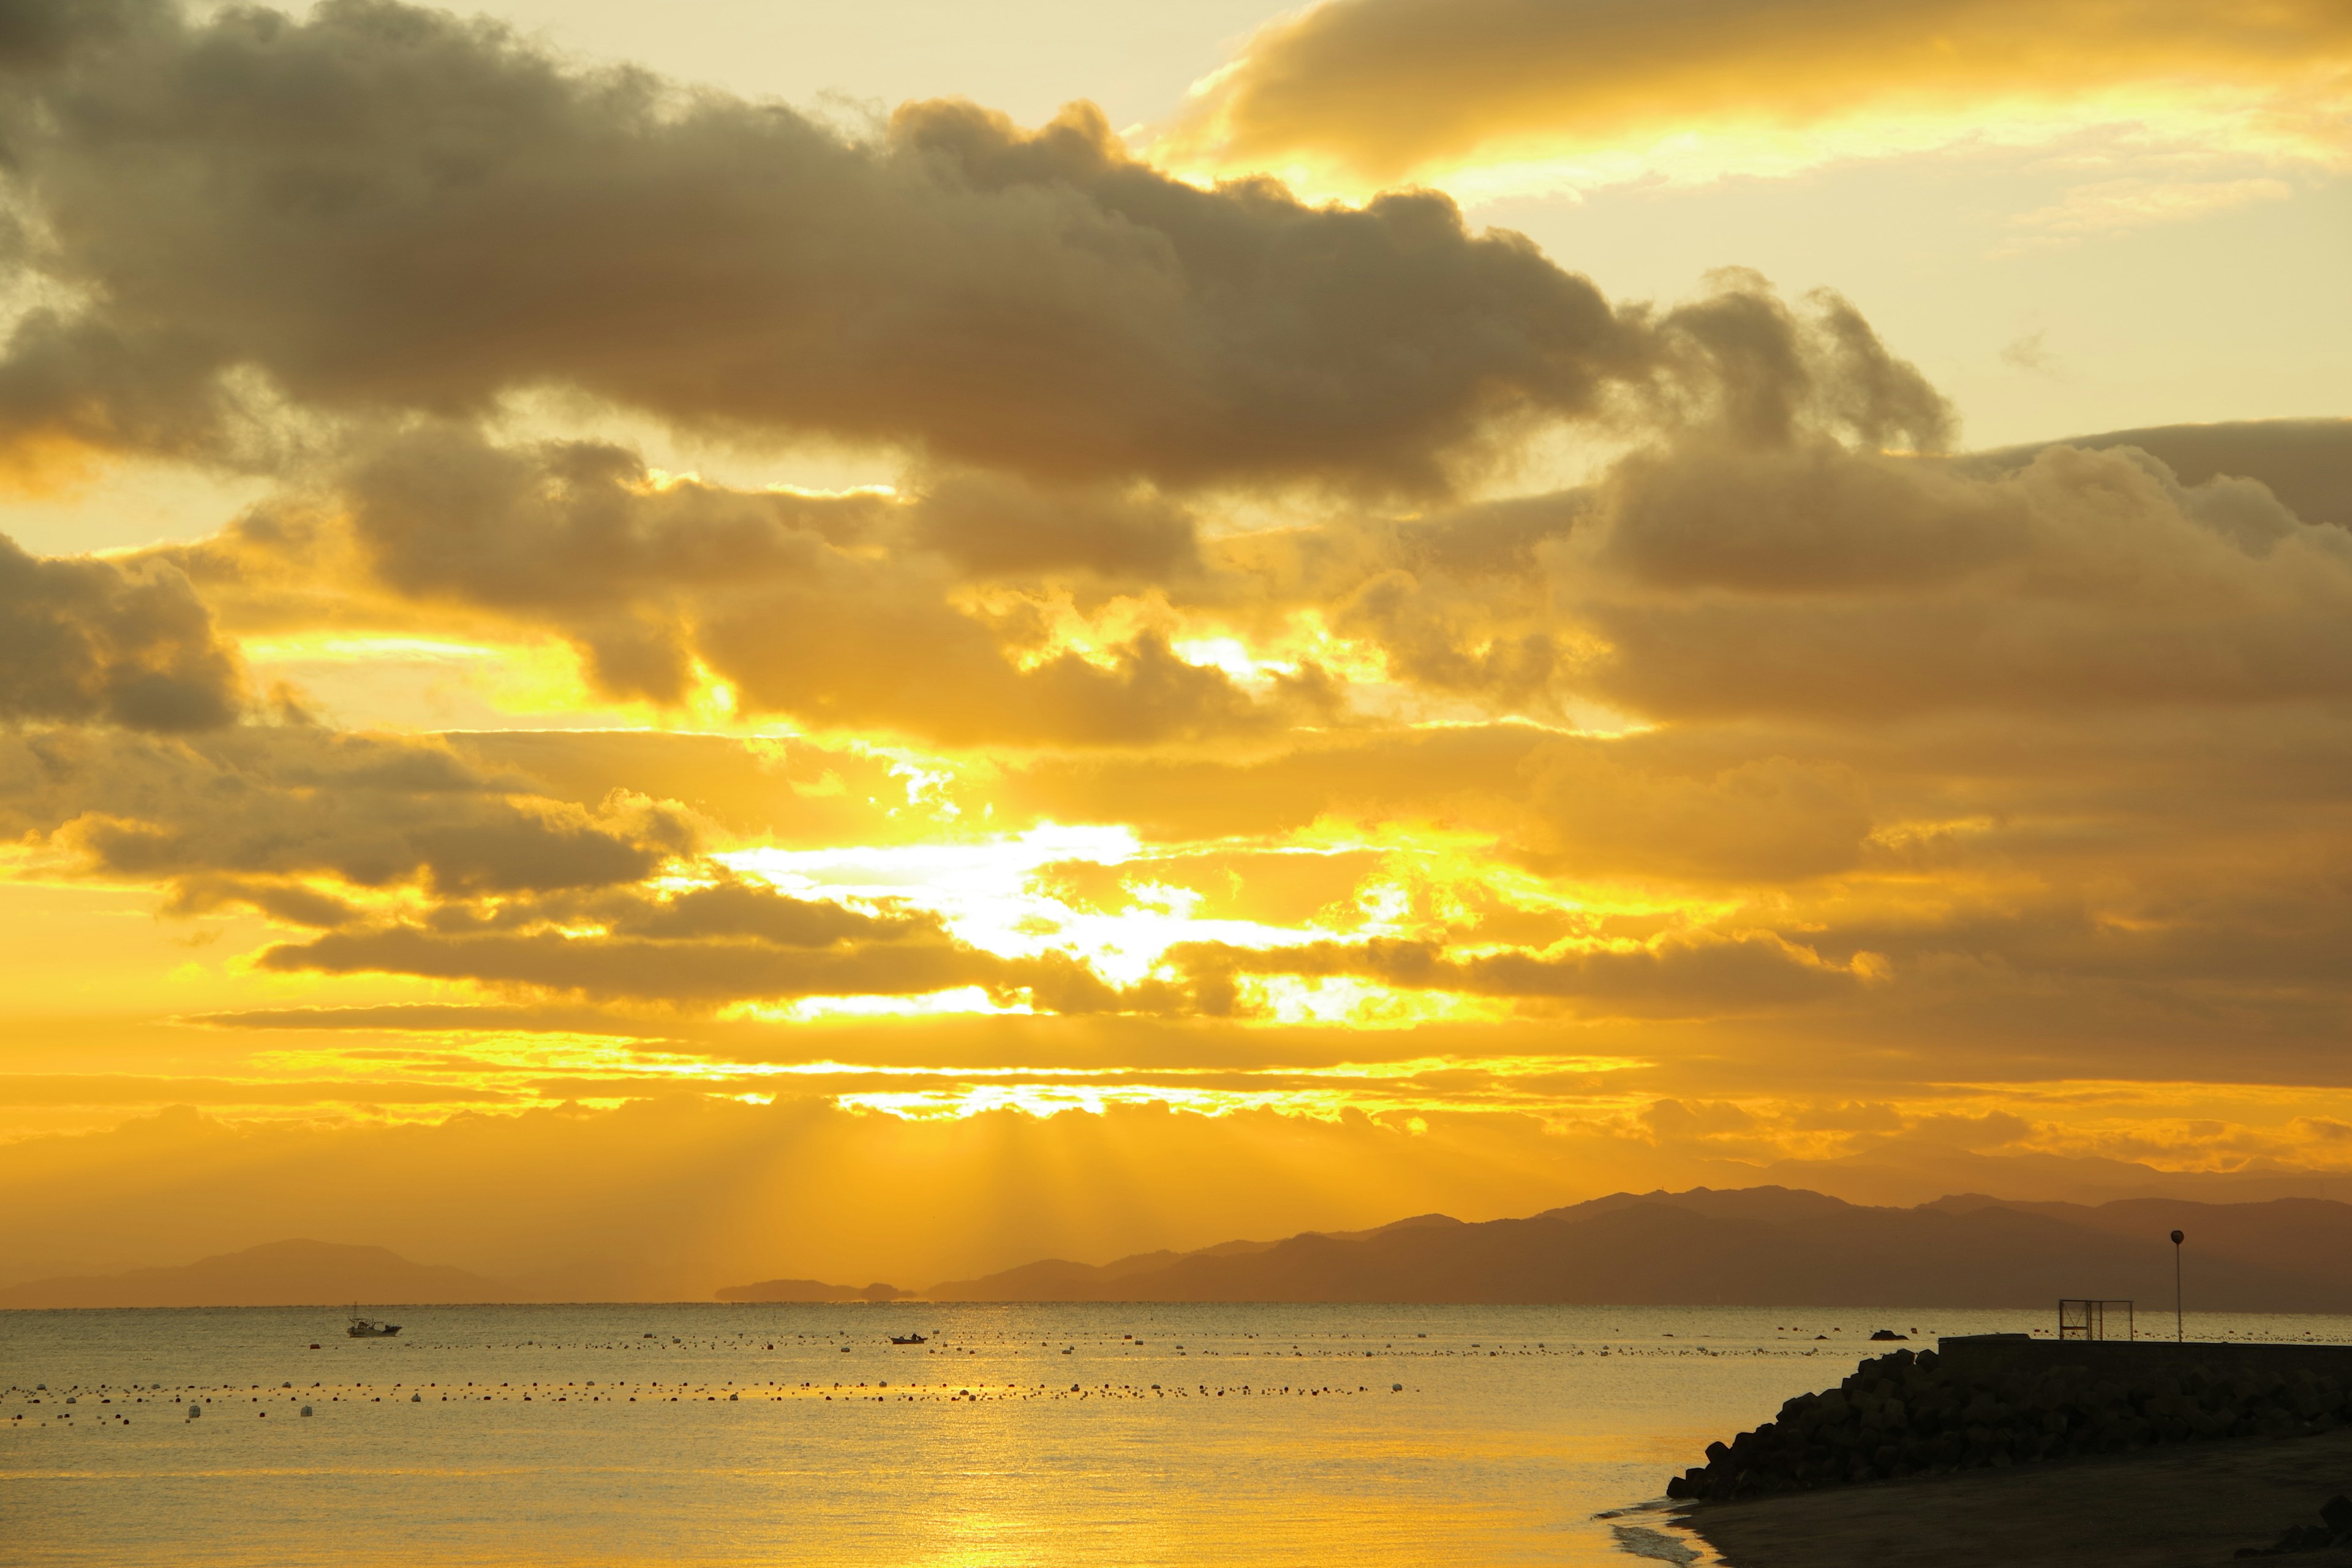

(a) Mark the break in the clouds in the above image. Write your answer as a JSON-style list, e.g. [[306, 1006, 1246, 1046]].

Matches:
[[1162, 0, 2352, 194]]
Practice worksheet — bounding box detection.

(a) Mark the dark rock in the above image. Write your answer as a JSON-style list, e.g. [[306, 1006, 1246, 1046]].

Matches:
[[1665, 1347, 2352, 1505]]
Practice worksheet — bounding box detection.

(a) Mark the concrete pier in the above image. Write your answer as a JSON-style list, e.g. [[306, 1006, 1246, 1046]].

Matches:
[[1936, 1332, 2352, 1380]]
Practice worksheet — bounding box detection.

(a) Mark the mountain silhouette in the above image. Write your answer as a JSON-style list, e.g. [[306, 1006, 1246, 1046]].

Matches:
[[903, 1187, 2345, 1309], [0, 1239, 500, 1308]]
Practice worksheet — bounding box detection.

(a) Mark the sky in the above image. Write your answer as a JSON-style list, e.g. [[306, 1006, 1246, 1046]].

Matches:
[[0, 0, 2346, 1297]]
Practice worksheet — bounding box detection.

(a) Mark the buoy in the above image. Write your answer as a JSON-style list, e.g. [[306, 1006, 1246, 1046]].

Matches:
[[1392, 1383, 1403, 1392], [410, 1393, 421, 1402], [186, 1404, 200, 1420], [301, 1406, 312, 1417]]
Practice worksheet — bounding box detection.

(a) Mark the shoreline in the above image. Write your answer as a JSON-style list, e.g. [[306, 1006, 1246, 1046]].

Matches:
[[1681, 1426, 2352, 1566]]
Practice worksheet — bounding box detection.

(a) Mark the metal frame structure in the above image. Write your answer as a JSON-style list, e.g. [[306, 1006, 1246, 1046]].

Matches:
[[2057, 1298, 2135, 1340]]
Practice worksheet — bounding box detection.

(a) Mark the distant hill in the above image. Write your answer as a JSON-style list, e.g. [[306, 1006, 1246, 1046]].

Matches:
[[715, 1278, 907, 1303], [28, 1189, 2345, 1311], [887, 1187, 2352, 1310], [0, 1239, 502, 1308], [916, 1212, 1465, 1303], [1757, 1144, 2350, 1210]]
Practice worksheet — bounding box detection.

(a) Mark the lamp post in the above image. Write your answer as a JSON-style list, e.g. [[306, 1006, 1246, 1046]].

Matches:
[[2171, 1229, 2185, 1343]]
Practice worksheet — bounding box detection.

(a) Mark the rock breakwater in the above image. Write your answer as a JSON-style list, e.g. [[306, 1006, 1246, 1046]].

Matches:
[[1669, 1343, 2352, 1501], [2239, 1491, 2352, 1556]]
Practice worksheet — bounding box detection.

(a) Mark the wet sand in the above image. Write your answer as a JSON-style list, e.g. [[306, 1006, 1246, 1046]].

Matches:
[[1684, 1427, 2352, 1567]]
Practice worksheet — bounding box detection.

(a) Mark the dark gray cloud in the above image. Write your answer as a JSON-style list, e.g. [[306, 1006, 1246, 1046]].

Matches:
[[0, 0, 1667, 492], [908, 472, 1200, 580], [0, 531, 241, 730], [1169, 428, 2352, 729], [254, 924, 987, 1002], [1577, 440, 2352, 722], [163, 873, 360, 928], [604, 880, 937, 947], [1170, 928, 1864, 1018], [0, 0, 156, 69], [1649, 277, 1953, 454], [0, 724, 690, 894], [0, 1, 1963, 499], [252, 916, 1169, 1012]]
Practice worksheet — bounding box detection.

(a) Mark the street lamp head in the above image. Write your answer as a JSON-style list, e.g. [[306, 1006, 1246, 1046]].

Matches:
[[2171, 1229, 2185, 1245]]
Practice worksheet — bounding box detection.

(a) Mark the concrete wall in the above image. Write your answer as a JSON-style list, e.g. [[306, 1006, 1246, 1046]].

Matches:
[[1938, 1333, 2352, 1380]]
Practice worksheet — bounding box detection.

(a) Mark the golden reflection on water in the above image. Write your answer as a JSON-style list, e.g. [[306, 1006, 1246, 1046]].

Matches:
[[0, 1301, 2131, 1566]]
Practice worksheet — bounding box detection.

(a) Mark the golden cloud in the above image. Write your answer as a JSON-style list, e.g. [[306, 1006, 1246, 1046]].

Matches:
[[1159, 0, 2352, 197]]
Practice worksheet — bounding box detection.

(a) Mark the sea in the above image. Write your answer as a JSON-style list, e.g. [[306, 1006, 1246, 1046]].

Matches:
[[8, 1303, 2351, 1566]]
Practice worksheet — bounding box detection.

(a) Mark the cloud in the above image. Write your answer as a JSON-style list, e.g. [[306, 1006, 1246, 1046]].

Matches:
[[0, 532, 241, 729], [256, 922, 1004, 1005], [910, 472, 1201, 580], [1160, 0, 2352, 195], [0, 0, 1695, 492], [137, 273, 1956, 746], [0, 0, 150, 67], [1999, 331, 2058, 375], [1514, 746, 1873, 884], [167, 424, 1322, 744], [0, 725, 693, 896], [1174, 928, 1869, 1018], [440, 732, 917, 847], [603, 879, 937, 946], [1966, 417, 2352, 528], [2002, 176, 2296, 251], [1342, 410, 2349, 734], [163, 875, 360, 929], [240, 870, 1199, 1014]]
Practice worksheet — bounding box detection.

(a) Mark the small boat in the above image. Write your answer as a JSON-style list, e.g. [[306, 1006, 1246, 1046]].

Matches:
[[347, 1310, 402, 1338], [889, 1333, 927, 1345]]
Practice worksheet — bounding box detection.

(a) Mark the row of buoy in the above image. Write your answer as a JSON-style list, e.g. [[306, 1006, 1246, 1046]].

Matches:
[[21, 1374, 1423, 1394], [21, 1381, 1419, 1424], [6, 1337, 1803, 1410]]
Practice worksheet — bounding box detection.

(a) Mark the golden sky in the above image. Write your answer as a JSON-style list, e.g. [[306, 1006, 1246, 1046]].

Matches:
[[0, 0, 2347, 1294]]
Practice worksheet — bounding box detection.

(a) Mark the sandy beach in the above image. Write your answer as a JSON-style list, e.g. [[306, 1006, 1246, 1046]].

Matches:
[[1686, 1425, 2352, 1566]]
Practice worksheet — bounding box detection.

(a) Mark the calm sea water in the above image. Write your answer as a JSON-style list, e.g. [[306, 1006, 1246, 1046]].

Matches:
[[7, 1303, 2350, 1566]]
